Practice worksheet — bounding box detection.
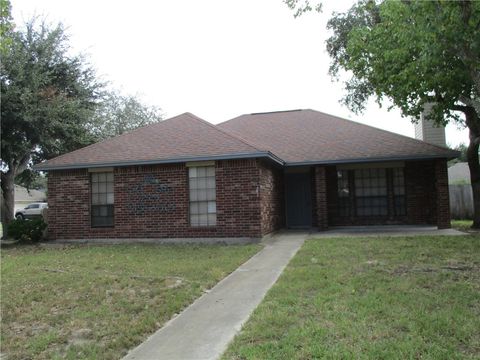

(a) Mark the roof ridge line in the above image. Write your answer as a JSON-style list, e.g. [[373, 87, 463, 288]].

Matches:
[[184, 112, 266, 153]]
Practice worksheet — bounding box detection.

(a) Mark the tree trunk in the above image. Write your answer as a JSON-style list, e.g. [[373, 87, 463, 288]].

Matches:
[[465, 109, 480, 229], [1, 170, 16, 238]]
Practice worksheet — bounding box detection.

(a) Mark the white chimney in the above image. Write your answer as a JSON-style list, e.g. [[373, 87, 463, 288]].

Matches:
[[414, 103, 447, 147]]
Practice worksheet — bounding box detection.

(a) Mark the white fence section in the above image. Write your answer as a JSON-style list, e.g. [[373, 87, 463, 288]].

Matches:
[[449, 184, 474, 219]]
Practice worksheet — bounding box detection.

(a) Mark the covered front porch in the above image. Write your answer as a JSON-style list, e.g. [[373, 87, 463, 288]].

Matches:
[[280, 158, 451, 231]]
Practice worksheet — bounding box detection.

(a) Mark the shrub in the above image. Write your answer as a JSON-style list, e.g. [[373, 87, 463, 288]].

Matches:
[[7, 218, 47, 242]]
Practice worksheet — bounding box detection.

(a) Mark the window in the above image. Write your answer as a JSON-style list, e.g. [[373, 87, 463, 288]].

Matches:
[[392, 168, 406, 216], [189, 166, 216, 226], [337, 170, 350, 217], [354, 168, 388, 216], [91, 172, 114, 227], [336, 167, 406, 218]]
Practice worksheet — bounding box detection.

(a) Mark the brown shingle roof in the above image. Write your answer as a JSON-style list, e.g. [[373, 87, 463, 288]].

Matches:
[[218, 109, 457, 164], [35, 113, 271, 170], [36, 109, 457, 171]]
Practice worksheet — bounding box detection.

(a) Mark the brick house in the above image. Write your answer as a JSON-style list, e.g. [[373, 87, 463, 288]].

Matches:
[[35, 110, 457, 241]]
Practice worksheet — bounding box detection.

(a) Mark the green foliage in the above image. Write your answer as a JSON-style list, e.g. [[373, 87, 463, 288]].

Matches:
[[15, 170, 47, 190], [89, 90, 163, 140], [1, 19, 104, 170], [0, 0, 14, 55], [327, 0, 480, 124], [283, 0, 322, 18], [0, 16, 104, 224], [7, 218, 47, 242]]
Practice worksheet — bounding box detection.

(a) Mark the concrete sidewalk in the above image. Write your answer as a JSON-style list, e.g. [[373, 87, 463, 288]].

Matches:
[[123, 232, 308, 360]]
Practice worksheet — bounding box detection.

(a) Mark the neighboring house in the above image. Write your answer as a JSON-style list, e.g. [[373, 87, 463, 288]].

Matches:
[[14, 185, 47, 214], [34, 109, 457, 241]]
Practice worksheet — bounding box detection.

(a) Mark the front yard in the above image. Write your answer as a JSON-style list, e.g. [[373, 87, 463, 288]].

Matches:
[[224, 235, 480, 359], [0, 243, 260, 359]]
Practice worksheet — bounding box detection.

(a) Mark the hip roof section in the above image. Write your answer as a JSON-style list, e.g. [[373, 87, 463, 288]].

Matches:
[[36, 113, 268, 170], [218, 109, 457, 164]]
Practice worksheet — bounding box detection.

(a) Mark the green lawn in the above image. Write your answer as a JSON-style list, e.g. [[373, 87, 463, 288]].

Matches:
[[223, 235, 480, 359], [1, 243, 261, 360]]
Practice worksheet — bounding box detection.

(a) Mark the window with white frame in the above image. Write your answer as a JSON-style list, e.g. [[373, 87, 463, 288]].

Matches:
[[91, 172, 114, 227], [189, 166, 216, 226]]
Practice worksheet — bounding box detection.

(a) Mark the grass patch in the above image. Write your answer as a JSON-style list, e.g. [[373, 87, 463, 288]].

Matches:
[[1, 243, 260, 359], [223, 236, 480, 359]]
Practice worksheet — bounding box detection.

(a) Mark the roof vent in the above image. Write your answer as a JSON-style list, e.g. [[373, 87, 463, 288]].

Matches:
[[414, 103, 446, 147]]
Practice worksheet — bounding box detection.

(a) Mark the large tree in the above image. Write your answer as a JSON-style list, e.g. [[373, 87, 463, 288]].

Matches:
[[1, 19, 103, 228], [88, 91, 163, 140], [326, 0, 480, 228]]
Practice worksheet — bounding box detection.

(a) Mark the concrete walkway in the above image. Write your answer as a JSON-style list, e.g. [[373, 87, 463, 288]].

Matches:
[[123, 232, 308, 360]]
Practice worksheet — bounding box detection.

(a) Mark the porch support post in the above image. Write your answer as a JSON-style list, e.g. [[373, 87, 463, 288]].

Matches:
[[315, 166, 328, 230], [435, 158, 451, 229]]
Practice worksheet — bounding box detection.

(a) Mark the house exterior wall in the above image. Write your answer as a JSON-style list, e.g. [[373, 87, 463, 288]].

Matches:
[[47, 159, 263, 240], [258, 161, 285, 235], [46, 158, 451, 240]]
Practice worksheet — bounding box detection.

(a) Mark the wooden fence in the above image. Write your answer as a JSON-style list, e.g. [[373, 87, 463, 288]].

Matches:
[[449, 184, 473, 219]]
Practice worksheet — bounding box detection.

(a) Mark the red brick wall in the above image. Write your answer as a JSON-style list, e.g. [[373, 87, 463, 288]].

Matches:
[[314, 166, 329, 229], [435, 158, 451, 229], [405, 160, 437, 225], [259, 161, 285, 235], [47, 159, 263, 240]]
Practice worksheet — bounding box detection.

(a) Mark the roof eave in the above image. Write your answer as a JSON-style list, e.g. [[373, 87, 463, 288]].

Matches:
[[34, 152, 284, 171], [285, 153, 459, 167]]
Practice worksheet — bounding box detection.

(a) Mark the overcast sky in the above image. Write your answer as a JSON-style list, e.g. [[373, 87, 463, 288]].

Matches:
[[12, 0, 468, 146]]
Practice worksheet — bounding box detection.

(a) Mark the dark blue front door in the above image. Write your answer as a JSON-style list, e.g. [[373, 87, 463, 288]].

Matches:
[[285, 171, 312, 228]]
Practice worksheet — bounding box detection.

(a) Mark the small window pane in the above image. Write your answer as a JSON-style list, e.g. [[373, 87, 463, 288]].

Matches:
[[106, 172, 114, 182], [197, 189, 207, 201], [197, 177, 206, 189], [99, 182, 106, 193], [197, 167, 206, 177], [190, 202, 199, 215], [190, 189, 198, 201], [98, 173, 106, 182], [207, 189, 216, 201], [206, 167, 215, 176], [208, 213, 216, 225], [106, 182, 114, 193], [100, 206, 108, 216], [106, 193, 114, 204], [198, 214, 208, 226], [198, 201, 208, 214], [190, 178, 198, 189], [207, 177, 215, 189], [208, 201, 216, 213], [189, 167, 197, 178], [92, 173, 99, 183]]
